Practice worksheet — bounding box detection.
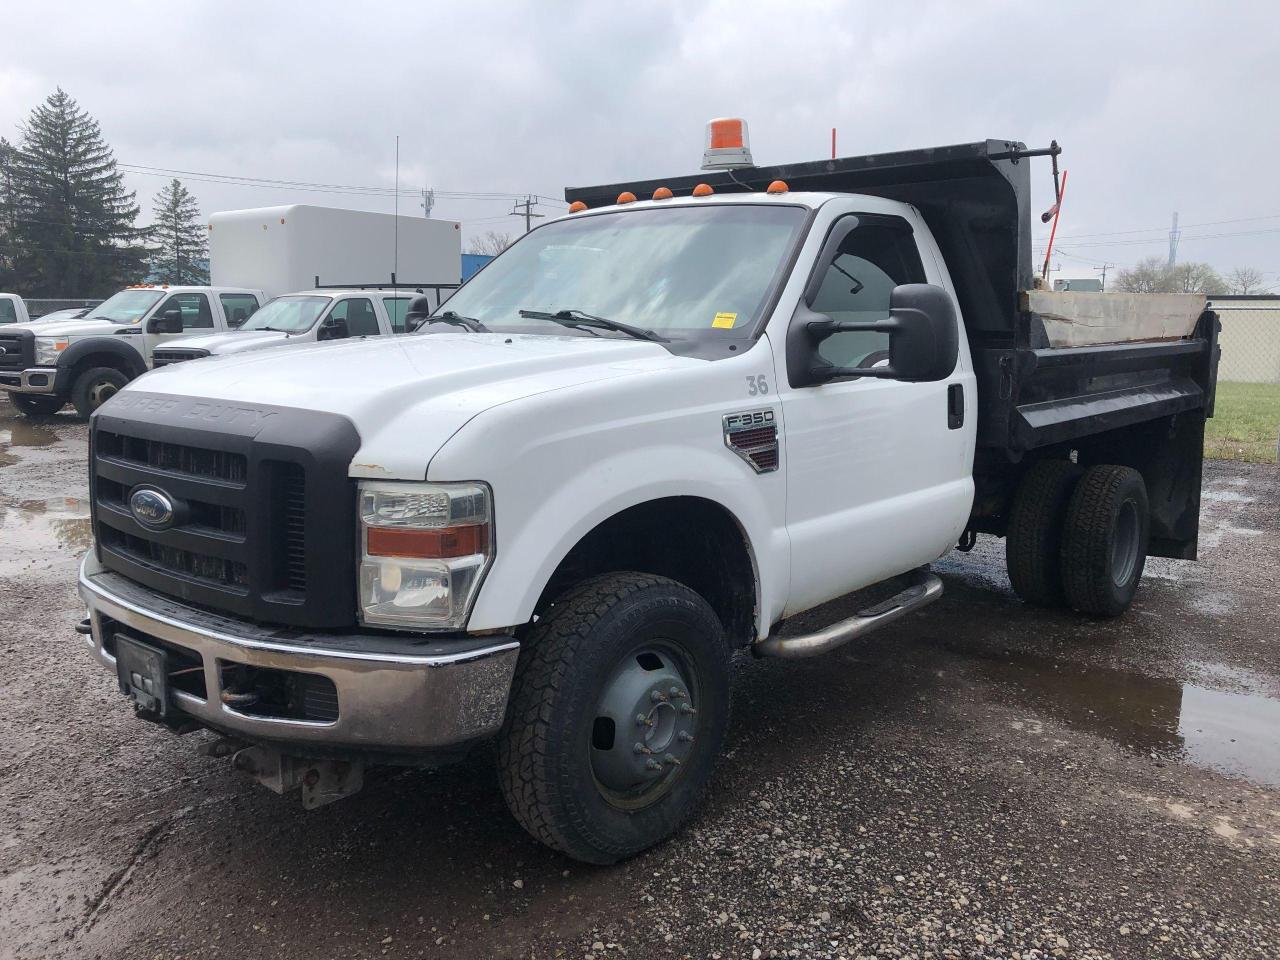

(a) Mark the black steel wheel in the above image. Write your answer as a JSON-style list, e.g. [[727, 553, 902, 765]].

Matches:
[[1061, 464, 1150, 617], [497, 572, 730, 864]]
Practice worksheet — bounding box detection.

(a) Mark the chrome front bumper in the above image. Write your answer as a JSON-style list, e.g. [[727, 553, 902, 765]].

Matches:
[[0, 367, 58, 393], [77, 553, 519, 752]]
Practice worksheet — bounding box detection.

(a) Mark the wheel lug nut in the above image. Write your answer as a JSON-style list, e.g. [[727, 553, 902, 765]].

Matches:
[[635, 713, 647, 726], [645, 759, 663, 772], [680, 703, 697, 715], [633, 743, 652, 755], [663, 754, 681, 766], [650, 691, 668, 703], [669, 686, 687, 699], [678, 731, 694, 743]]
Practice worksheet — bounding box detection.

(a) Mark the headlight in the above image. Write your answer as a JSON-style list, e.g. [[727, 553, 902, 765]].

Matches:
[[34, 337, 69, 365], [357, 481, 493, 630]]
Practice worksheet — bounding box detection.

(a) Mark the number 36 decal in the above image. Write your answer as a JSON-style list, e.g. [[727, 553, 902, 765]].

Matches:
[[746, 375, 769, 396]]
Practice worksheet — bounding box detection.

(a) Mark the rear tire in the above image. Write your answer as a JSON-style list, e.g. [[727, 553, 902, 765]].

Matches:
[[497, 572, 730, 864], [10, 393, 66, 417], [71, 367, 128, 419], [1005, 460, 1082, 607], [1060, 464, 1149, 617]]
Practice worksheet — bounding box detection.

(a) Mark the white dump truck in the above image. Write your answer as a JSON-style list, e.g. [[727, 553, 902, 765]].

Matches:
[[75, 124, 1218, 864]]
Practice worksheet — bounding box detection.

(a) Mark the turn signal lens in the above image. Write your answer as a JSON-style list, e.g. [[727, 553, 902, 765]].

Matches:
[[366, 524, 489, 559], [568, 200, 587, 213], [692, 183, 714, 197], [652, 186, 673, 200], [766, 180, 789, 194], [617, 191, 637, 204]]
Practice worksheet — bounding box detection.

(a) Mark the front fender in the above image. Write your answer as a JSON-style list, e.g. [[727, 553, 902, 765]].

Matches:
[[56, 336, 147, 385], [426, 363, 790, 638]]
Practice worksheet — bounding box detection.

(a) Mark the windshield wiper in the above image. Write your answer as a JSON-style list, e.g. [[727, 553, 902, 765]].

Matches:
[[419, 310, 490, 333], [518, 308, 667, 343]]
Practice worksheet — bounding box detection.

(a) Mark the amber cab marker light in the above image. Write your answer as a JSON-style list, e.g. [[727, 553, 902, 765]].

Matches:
[[692, 183, 715, 197], [568, 200, 588, 213], [652, 186, 674, 200], [766, 180, 789, 194], [616, 191, 637, 204]]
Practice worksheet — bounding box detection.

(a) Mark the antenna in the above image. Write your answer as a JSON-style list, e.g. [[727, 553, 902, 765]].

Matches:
[[393, 135, 400, 281]]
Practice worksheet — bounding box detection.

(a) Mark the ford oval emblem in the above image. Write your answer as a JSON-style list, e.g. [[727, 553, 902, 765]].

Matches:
[[129, 487, 175, 529]]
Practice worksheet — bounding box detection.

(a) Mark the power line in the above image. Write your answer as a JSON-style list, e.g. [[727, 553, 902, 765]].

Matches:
[[1037, 212, 1280, 243], [510, 195, 545, 233]]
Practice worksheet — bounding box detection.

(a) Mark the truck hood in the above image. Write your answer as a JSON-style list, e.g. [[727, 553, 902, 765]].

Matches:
[[9, 318, 129, 337], [165, 330, 292, 354], [125, 332, 685, 479]]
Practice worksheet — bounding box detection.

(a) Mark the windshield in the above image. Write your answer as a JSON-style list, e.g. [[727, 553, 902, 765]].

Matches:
[[88, 289, 164, 324], [240, 295, 329, 333], [430, 204, 807, 339]]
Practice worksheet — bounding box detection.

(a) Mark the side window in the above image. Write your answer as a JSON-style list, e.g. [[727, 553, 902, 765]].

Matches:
[[219, 293, 259, 328], [157, 292, 213, 330], [329, 297, 379, 337], [382, 297, 411, 333], [0, 299, 15, 323], [811, 216, 926, 369]]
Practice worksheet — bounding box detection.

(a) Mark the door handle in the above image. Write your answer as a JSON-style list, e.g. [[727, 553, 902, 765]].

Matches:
[[947, 383, 964, 429]]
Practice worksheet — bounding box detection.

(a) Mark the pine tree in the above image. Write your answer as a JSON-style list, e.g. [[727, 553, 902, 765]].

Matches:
[[6, 89, 146, 297], [147, 178, 209, 284], [0, 138, 18, 287]]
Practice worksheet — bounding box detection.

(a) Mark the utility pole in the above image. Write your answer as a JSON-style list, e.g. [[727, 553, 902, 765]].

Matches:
[[420, 187, 435, 218], [511, 194, 544, 233], [1168, 211, 1180, 267], [1096, 262, 1113, 290]]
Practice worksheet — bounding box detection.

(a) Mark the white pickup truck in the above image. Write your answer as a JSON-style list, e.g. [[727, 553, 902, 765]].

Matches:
[[150, 289, 412, 368], [0, 285, 263, 417], [0, 293, 32, 325], [76, 129, 1218, 864]]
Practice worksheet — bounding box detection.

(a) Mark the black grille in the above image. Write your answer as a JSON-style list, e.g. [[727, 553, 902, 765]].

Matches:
[[96, 430, 247, 482], [282, 464, 307, 591], [0, 331, 33, 372], [151, 349, 210, 368]]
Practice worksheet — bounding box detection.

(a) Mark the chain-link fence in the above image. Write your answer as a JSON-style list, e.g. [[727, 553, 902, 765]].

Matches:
[[1206, 296, 1280, 463], [23, 298, 103, 318]]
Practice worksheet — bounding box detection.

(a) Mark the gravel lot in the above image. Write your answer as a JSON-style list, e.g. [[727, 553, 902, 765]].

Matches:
[[1, 395, 1277, 960]]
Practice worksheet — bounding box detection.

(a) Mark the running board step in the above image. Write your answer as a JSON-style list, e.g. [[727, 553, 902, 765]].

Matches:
[[755, 568, 943, 659]]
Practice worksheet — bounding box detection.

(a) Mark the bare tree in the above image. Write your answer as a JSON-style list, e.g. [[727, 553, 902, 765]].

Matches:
[[467, 230, 513, 256], [1225, 266, 1266, 295], [1113, 257, 1168, 293], [1113, 256, 1224, 294]]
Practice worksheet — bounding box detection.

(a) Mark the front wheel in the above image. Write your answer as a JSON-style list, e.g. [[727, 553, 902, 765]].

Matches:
[[497, 572, 730, 864], [10, 393, 66, 417], [71, 367, 129, 418]]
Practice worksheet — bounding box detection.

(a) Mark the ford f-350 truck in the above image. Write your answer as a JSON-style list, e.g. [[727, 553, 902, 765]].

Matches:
[[76, 131, 1218, 864]]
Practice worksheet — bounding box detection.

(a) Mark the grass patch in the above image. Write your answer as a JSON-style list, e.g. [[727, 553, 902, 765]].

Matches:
[[1205, 381, 1280, 463]]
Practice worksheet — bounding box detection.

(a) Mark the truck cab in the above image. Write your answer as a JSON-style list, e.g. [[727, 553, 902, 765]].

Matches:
[[0, 293, 31, 326], [0, 285, 264, 418], [73, 128, 1217, 865], [151, 289, 406, 368]]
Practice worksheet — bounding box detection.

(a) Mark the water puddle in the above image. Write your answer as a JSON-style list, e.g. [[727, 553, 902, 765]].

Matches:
[[968, 649, 1280, 788], [0, 421, 60, 448], [0, 497, 93, 576]]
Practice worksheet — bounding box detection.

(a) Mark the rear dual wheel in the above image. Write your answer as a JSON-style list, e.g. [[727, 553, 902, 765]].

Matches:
[[1006, 461, 1149, 617], [497, 572, 730, 864]]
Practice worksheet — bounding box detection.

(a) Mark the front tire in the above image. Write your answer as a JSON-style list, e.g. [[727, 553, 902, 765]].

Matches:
[[1060, 464, 1149, 617], [497, 572, 730, 864], [10, 393, 66, 417], [71, 367, 128, 418]]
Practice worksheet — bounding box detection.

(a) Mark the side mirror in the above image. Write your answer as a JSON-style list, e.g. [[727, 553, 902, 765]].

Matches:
[[787, 283, 959, 387], [319, 316, 349, 341], [148, 308, 183, 334]]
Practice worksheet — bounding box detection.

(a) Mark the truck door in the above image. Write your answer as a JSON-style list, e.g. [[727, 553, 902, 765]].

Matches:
[[776, 212, 973, 616], [143, 292, 216, 359]]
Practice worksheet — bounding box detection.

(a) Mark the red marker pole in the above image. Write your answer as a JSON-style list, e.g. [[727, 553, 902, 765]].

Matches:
[[1041, 168, 1068, 281]]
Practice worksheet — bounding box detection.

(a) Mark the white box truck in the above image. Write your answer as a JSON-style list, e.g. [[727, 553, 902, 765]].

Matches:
[[209, 204, 461, 297]]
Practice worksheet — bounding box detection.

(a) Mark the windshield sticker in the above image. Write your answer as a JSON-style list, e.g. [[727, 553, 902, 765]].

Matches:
[[712, 312, 737, 329]]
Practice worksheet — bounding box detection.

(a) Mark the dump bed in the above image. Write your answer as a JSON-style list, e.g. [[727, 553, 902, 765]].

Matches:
[[566, 140, 1220, 459]]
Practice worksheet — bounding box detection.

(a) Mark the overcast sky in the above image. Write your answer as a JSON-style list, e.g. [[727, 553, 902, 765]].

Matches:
[[2, 0, 1277, 287]]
